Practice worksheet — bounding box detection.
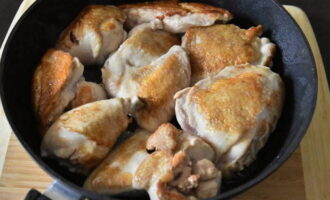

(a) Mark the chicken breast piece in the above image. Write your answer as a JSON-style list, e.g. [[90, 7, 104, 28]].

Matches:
[[32, 49, 84, 132], [84, 129, 150, 194], [85, 122, 220, 199], [120, 1, 233, 33], [103, 27, 191, 131], [175, 64, 285, 175], [136, 123, 221, 199], [41, 97, 141, 172], [102, 25, 179, 98], [182, 24, 276, 83], [56, 5, 127, 65], [133, 46, 191, 132], [71, 81, 107, 108]]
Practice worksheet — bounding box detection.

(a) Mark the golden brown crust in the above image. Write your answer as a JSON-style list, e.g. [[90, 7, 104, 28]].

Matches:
[[190, 65, 284, 137], [245, 25, 263, 40], [85, 130, 149, 192], [156, 182, 188, 200], [71, 83, 94, 108], [192, 71, 265, 134], [126, 28, 179, 57], [120, 1, 188, 16], [57, 5, 126, 50], [70, 82, 106, 108], [179, 2, 233, 18], [60, 99, 130, 147], [32, 49, 74, 131], [146, 123, 182, 155], [134, 151, 174, 189], [120, 1, 232, 19], [183, 24, 264, 82], [171, 151, 187, 169], [136, 54, 186, 128]]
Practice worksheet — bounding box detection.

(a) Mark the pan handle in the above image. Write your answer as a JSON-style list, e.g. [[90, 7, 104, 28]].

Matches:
[[25, 181, 83, 200]]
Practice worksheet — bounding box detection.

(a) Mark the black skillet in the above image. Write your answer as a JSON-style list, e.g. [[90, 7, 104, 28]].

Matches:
[[0, 0, 317, 199]]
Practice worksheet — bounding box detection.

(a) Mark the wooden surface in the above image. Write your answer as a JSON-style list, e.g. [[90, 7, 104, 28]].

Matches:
[[0, 2, 329, 200], [285, 5, 330, 200], [0, 0, 35, 177]]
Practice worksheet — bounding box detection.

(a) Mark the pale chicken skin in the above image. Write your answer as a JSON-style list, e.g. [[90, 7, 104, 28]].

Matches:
[[175, 64, 284, 175], [139, 123, 221, 200], [56, 5, 127, 65], [71, 81, 107, 108], [182, 24, 276, 83], [120, 1, 233, 33], [84, 123, 221, 199], [102, 26, 191, 132], [41, 97, 141, 172], [84, 129, 150, 194], [32, 49, 84, 132], [102, 25, 180, 98]]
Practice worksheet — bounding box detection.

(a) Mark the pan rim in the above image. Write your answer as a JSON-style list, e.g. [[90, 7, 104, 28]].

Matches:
[[0, 0, 318, 199]]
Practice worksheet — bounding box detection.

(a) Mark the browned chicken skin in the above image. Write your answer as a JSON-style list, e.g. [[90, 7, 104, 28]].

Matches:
[[102, 25, 191, 132], [70, 81, 107, 108], [32, 49, 84, 132], [182, 24, 276, 83], [41, 98, 142, 172], [57, 5, 127, 65], [84, 123, 221, 199], [175, 64, 284, 175], [84, 129, 150, 193], [120, 1, 233, 33]]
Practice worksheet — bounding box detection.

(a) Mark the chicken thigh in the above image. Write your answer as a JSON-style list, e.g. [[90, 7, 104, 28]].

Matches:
[[182, 24, 276, 83], [41, 97, 141, 172], [56, 5, 127, 65], [103, 26, 191, 131], [71, 81, 107, 108], [138, 123, 221, 199], [84, 129, 150, 194], [32, 49, 84, 132], [120, 1, 233, 33], [175, 64, 284, 175]]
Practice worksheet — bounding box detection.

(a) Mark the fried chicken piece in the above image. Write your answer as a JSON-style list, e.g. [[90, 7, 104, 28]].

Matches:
[[120, 1, 233, 33], [41, 97, 141, 172], [142, 123, 221, 199], [102, 26, 190, 131], [182, 24, 276, 83], [71, 81, 107, 108], [175, 64, 284, 175], [84, 129, 150, 194], [32, 49, 84, 132], [56, 5, 127, 65]]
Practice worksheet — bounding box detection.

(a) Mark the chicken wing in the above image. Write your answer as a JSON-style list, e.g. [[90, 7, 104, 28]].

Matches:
[[120, 1, 233, 33], [56, 5, 126, 65], [182, 24, 276, 83], [71, 81, 107, 108], [175, 64, 285, 175], [102, 26, 190, 131], [84, 129, 150, 194], [41, 97, 141, 172], [32, 49, 84, 132]]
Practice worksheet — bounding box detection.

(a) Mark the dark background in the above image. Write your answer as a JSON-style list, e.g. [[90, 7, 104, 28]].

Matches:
[[0, 0, 329, 85]]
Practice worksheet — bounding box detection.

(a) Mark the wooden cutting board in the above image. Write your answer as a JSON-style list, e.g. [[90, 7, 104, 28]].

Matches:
[[0, 2, 329, 200]]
